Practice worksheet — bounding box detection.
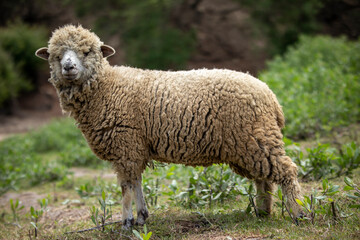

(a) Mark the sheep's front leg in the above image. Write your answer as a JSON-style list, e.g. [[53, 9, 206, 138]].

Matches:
[[134, 178, 149, 225], [120, 180, 134, 229]]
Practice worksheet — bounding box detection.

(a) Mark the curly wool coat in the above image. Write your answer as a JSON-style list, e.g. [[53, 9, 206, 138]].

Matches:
[[37, 25, 302, 226]]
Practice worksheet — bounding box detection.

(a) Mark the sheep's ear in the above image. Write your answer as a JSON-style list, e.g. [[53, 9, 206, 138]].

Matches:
[[101, 45, 115, 58], [35, 47, 49, 60]]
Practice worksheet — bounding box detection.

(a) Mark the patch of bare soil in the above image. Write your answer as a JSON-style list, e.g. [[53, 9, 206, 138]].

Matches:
[[70, 167, 116, 180], [41, 205, 89, 228], [0, 192, 47, 210], [0, 168, 118, 231]]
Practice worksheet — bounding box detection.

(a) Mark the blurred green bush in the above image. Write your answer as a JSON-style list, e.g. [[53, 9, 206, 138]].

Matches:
[[68, 0, 196, 70], [235, 0, 322, 55], [121, 0, 196, 70], [0, 23, 47, 107], [260, 35, 360, 139], [0, 118, 106, 195]]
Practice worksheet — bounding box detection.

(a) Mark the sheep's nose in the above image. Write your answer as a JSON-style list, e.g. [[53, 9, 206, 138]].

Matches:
[[63, 62, 75, 71]]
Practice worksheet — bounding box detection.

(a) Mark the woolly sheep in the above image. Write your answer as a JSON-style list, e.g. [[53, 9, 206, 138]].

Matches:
[[35, 25, 303, 228]]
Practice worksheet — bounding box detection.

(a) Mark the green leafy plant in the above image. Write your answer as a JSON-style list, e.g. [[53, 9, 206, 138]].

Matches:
[[9, 199, 24, 224], [305, 144, 337, 180], [98, 190, 112, 231], [76, 183, 95, 199], [89, 205, 100, 228], [29, 198, 48, 238], [173, 165, 240, 209], [300, 179, 340, 223], [89, 190, 113, 231], [286, 141, 360, 180], [343, 177, 360, 209], [336, 142, 360, 177], [133, 224, 153, 240]]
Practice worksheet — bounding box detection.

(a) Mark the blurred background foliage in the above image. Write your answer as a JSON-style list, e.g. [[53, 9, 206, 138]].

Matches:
[[260, 35, 360, 138], [0, 0, 359, 137], [0, 23, 47, 107], [0, 0, 359, 202]]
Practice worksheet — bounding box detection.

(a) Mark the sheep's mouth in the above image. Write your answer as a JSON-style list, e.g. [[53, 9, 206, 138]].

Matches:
[[62, 73, 78, 80]]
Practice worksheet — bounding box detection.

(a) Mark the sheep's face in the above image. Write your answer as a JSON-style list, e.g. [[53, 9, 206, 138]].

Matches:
[[35, 25, 115, 85]]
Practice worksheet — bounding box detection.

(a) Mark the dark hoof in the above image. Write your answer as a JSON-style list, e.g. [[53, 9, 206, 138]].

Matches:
[[135, 209, 149, 226], [122, 217, 134, 230], [296, 211, 305, 220]]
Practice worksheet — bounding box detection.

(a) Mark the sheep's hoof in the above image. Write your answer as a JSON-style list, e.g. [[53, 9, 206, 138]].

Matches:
[[135, 209, 149, 226], [122, 217, 134, 230], [296, 211, 305, 220]]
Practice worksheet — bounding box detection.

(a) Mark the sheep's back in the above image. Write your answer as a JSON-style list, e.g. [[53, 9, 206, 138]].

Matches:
[[144, 69, 284, 166]]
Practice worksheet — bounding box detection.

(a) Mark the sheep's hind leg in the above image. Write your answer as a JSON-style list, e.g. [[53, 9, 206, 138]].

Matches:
[[255, 180, 275, 216], [134, 178, 149, 225], [119, 180, 135, 230]]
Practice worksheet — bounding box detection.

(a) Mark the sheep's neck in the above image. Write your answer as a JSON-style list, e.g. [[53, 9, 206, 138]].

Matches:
[[52, 76, 99, 119]]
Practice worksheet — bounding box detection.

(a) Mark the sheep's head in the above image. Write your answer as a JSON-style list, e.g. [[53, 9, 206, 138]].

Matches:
[[35, 25, 115, 86]]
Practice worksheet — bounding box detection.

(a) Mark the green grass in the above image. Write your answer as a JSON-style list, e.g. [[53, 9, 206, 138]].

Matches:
[[0, 118, 109, 194], [0, 167, 359, 239]]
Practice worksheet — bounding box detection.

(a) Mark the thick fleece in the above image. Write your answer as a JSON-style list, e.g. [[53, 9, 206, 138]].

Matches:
[[36, 25, 302, 227]]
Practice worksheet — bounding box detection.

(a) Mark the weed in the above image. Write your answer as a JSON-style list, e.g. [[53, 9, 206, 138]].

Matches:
[[286, 141, 360, 180], [89, 190, 113, 231], [336, 142, 360, 177], [133, 224, 153, 240], [29, 198, 48, 238], [343, 177, 360, 209], [9, 198, 24, 224]]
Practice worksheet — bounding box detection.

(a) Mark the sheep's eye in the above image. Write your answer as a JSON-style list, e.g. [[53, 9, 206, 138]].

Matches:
[[84, 51, 90, 57]]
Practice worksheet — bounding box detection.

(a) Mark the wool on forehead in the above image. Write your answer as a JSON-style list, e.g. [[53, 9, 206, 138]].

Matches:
[[48, 25, 103, 58]]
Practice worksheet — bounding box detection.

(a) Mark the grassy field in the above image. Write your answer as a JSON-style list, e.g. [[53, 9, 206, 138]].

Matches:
[[0, 119, 359, 239], [0, 162, 359, 239], [0, 35, 359, 239]]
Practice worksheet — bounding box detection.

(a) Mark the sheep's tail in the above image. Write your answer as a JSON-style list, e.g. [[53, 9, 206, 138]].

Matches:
[[276, 105, 285, 129], [274, 97, 285, 129]]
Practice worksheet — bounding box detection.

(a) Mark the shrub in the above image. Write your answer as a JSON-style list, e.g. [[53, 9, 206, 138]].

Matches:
[[236, 0, 322, 55], [260, 35, 360, 139], [121, 0, 196, 70], [286, 141, 360, 180], [0, 44, 31, 107], [0, 118, 103, 195], [67, 0, 196, 70], [0, 23, 48, 107], [0, 135, 68, 194], [29, 118, 84, 153]]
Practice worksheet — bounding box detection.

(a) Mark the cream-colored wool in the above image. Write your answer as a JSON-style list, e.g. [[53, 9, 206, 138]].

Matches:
[[36, 25, 303, 228]]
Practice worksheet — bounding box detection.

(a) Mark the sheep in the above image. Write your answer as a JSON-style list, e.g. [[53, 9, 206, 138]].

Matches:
[[35, 25, 303, 229]]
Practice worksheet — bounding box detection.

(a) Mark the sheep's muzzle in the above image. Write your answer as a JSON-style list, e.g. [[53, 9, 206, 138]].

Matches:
[[61, 50, 84, 81]]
